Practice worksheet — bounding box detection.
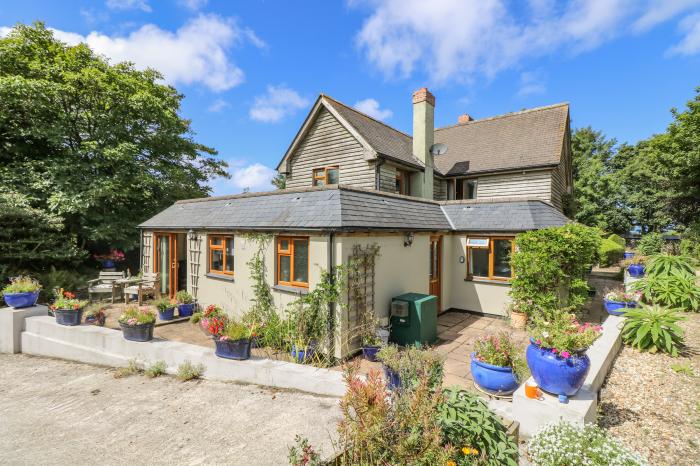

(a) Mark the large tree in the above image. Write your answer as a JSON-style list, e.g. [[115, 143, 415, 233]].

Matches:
[[0, 23, 227, 264]]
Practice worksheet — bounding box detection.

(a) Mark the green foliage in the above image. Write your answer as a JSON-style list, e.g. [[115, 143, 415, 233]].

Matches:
[[176, 360, 205, 381], [287, 435, 322, 466], [377, 345, 444, 392], [607, 233, 626, 247], [37, 267, 91, 302], [145, 360, 167, 378], [114, 359, 142, 379], [509, 224, 601, 314], [631, 274, 700, 312], [599, 238, 625, 267], [175, 290, 193, 304], [438, 388, 519, 466], [621, 304, 685, 356], [473, 333, 528, 382], [155, 297, 175, 312], [221, 320, 252, 341], [2, 276, 41, 293], [528, 421, 646, 466], [272, 173, 286, 190], [638, 232, 664, 256], [50, 288, 88, 310], [680, 224, 700, 260], [670, 362, 694, 376], [118, 305, 156, 325], [645, 254, 696, 279], [529, 312, 602, 354]]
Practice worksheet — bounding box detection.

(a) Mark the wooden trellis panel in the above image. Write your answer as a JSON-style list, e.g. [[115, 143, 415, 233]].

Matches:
[[188, 232, 203, 300], [347, 244, 377, 348], [141, 232, 152, 273]]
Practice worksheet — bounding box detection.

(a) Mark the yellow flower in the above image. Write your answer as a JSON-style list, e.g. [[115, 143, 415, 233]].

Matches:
[[462, 446, 479, 455], [446, 461, 456, 466], [462, 447, 470, 455]]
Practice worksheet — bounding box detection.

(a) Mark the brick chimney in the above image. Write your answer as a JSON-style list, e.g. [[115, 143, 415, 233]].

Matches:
[[412, 87, 435, 199], [458, 113, 474, 124]]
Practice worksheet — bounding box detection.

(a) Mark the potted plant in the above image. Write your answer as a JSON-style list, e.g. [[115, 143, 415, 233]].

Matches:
[[526, 312, 602, 402], [377, 345, 402, 390], [623, 251, 635, 260], [118, 306, 156, 342], [622, 256, 646, 278], [2, 276, 42, 309], [175, 290, 196, 317], [198, 304, 227, 336], [212, 320, 255, 360], [470, 332, 525, 396], [84, 305, 107, 326], [506, 300, 533, 329], [50, 289, 88, 326], [603, 289, 640, 316], [376, 345, 443, 392], [291, 338, 318, 363], [155, 297, 177, 321], [93, 248, 125, 269]]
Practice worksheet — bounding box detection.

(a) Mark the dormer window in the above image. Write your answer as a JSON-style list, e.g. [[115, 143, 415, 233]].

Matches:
[[455, 179, 477, 200], [312, 166, 339, 186], [395, 169, 410, 195]]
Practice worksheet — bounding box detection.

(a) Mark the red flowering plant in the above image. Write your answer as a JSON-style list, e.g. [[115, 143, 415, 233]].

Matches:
[[93, 249, 126, 262], [49, 288, 88, 311], [199, 304, 228, 336], [473, 332, 528, 380], [529, 311, 602, 359]]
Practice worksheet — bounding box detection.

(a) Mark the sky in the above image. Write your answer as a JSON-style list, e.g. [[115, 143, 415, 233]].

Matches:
[[2, 0, 700, 196]]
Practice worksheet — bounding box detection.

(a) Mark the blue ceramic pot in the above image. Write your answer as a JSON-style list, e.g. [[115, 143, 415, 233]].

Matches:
[[102, 259, 115, 269], [291, 344, 316, 363], [628, 264, 645, 277], [120, 322, 154, 342], [603, 300, 628, 316], [3, 291, 40, 309], [178, 303, 195, 317], [470, 352, 520, 395], [158, 307, 176, 321], [214, 338, 251, 360], [55, 308, 84, 326], [623, 252, 635, 259], [362, 345, 381, 362], [526, 339, 590, 398], [383, 365, 401, 390]]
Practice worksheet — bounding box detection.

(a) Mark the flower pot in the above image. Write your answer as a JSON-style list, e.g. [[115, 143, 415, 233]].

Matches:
[[470, 353, 519, 396], [85, 314, 106, 326], [362, 345, 381, 362], [603, 299, 636, 316], [178, 303, 195, 317], [54, 308, 84, 326], [101, 259, 115, 269], [383, 365, 401, 390], [291, 344, 315, 363], [623, 252, 635, 259], [158, 307, 176, 321], [214, 337, 251, 360], [526, 339, 590, 399], [120, 322, 154, 342], [628, 264, 645, 278], [510, 311, 527, 329], [3, 291, 40, 309]]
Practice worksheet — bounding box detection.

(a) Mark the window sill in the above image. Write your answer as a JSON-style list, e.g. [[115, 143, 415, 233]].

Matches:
[[206, 273, 235, 282], [272, 284, 309, 295], [464, 277, 512, 285]]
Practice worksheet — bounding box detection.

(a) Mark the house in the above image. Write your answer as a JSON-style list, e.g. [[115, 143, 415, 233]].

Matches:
[[138, 88, 571, 357]]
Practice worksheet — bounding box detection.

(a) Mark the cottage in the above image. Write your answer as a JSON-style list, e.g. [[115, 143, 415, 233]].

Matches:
[[139, 88, 571, 357]]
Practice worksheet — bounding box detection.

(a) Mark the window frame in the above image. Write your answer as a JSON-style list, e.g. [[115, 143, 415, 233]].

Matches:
[[208, 234, 234, 276], [454, 179, 478, 200], [312, 166, 339, 186], [276, 236, 310, 288], [395, 169, 411, 195], [465, 236, 514, 281]]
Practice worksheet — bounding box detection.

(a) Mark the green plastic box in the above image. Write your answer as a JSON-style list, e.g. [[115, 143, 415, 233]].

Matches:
[[389, 293, 438, 346]]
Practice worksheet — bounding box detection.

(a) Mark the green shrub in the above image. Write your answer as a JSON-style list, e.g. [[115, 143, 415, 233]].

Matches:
[[680, 225, 700, 260], [114, 359, 142, 378], [607, 233, 626, 247], [155, 297, 175, 312], [528, 421, 646, 465], [377, 345, 444, 392], [176, 360, 205, 381], [599, 238, 625, 266], [221, 320, 252, 341], [175, 290, 194, 304], [622, 304, 685, 356], [645, 254, 696, 279], [145, 360, 167, 378], [438, 388, 518, 466], [2, 276, 42, 293], [631, 275, 700, 312], [37, 267, 91, 302], [638, 232, 664, 256]]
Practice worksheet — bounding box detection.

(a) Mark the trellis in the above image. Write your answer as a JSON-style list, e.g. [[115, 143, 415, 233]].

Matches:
[[188, 231, 203, 301], [346, 244, 380, 348], [141, 232, 152, 273]]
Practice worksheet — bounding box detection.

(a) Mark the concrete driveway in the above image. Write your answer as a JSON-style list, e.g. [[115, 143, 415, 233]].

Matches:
[[0, 354, 341, 465]]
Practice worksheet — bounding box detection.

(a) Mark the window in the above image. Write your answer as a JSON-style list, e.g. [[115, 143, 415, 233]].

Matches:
[[277, 236, 309, 287], [466, 236, 514, 280], [395, 169, 410, 195], [209, 235, 234, 275], [312, 166, 339, 186], [455, 179, 477, 200]]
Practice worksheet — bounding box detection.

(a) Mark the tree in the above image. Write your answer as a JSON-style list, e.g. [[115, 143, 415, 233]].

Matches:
[[0, 23, 228, 261], [271, 173, 286, 189]]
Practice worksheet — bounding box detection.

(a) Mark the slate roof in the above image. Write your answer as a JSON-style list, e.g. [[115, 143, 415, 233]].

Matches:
[[139, 186, 569, 232]]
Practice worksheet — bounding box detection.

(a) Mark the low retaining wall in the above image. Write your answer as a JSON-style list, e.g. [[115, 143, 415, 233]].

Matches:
[[21, 316, 346, 397], [0, 305, 48, 353]]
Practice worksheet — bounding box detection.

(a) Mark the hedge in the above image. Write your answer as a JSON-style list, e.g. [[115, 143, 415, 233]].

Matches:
[[607, 233, 626, 248], [599, 238, 624, 266]]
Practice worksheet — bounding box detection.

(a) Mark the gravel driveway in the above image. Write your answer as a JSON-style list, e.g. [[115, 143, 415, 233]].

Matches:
[[0, 354, 341, 465]]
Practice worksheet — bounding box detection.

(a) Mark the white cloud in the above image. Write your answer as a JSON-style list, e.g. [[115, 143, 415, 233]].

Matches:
[[667, 12, 700, 55], [207, 99, 229, 112], [0, 15, 265, 92], [249, 85, 309, 123], [353, 98, 393, 120], [352, 0, 700, 83], [106, 0, 151, 12], [228, 163, 277, 192], [517, 71, 546, 97], [179, 0, 208, 11]]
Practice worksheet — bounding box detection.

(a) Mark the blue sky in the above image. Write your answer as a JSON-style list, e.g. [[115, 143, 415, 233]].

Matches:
[[2, 0, 700, 195]]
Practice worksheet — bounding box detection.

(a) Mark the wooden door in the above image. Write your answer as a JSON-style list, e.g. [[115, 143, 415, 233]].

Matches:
[[429, 235, 442, 313], [154, 233, 178, 299]]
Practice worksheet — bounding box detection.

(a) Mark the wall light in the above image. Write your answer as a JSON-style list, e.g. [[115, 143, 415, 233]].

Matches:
[[404, 232, 414, 247]]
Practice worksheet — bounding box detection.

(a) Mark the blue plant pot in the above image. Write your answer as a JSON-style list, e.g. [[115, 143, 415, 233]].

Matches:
[[526, 339, 590, 398], [470, 352, 520, 395], [214, 338, 251, 360], [623, 252, 635, 259], [3, 291, 40, 309], [383, 365, 401, 390], [120, 322, 154, 342], [603, 299, 629, 316], [178, 303, 195, 317], [158, 307, 176, 321], [362, 345, 381, 362], [628, 264, 645, 277], [102, 259, 115, 269], [291, 344, 315, 363], [54, 308, 84, 326]]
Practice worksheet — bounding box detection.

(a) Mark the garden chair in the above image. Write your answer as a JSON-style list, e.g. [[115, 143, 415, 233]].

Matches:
[[87, 271, 126, 303], [123, 272, 160, 305]]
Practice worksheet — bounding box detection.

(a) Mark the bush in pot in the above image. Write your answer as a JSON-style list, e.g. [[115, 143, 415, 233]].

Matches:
[[155, 297, 177, 321], [50, 289, 88, 326], [118, 306, 156, 342], [622, 255, 647, 278], [2, 276, 42, 309], [470, 332, 527, 396], [603, 288, 641, 315], [175, 290, 195, 317], [211, 319, 255, 360], [377, 345, 443, 392]]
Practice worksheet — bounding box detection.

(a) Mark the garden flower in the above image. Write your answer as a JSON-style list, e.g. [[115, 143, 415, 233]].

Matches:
[[535, 339, 542, 345], [561, 351, 571, 358], [551, 348, 558, 354], [446, 461, 456, 466]]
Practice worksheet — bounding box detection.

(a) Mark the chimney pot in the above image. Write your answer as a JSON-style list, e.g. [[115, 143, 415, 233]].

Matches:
[[412, 87, 435, 106], [458, 114, 474, 124]]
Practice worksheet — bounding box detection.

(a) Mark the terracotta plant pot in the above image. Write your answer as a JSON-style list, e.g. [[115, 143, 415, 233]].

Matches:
[[510, 311, 527, 329]]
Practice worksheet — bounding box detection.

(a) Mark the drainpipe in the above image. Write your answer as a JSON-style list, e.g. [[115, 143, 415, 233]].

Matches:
[[327, 231, 336, 360], [138, 229, 143, 275], [375, 158, 385, 190]]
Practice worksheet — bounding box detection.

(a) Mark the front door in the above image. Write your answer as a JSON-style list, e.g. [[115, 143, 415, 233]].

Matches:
[[154, 233, 178, 299], [429, 235, 442, 313]]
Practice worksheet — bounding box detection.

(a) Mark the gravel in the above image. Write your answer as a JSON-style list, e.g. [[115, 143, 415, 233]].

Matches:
[[598, 312, 700, 466]]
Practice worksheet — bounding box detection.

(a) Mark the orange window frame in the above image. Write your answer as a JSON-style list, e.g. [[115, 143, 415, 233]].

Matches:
[[209, 235, 234, 276], [276, 236, 309, 288], [312, 166, 339, 186], [465, 236, 514, 281]]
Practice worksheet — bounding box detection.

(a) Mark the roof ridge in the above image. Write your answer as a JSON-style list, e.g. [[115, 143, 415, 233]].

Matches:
[[435, 102, 569, 132], [321, 94, 412, 139]]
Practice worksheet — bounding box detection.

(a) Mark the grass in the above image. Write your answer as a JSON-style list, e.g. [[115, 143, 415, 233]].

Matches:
[[145, 360, 167, 378], [176, 360, 205, 381], [114, 359, 142, 378], [670, 362, 695, 376]]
